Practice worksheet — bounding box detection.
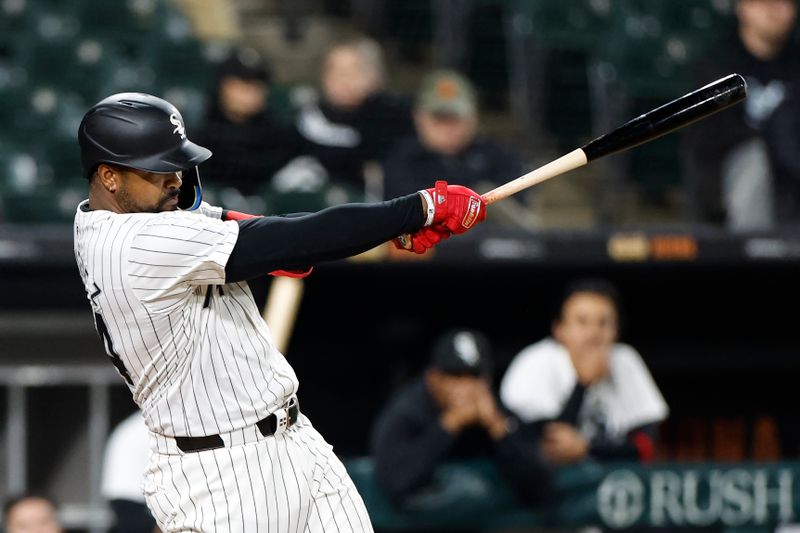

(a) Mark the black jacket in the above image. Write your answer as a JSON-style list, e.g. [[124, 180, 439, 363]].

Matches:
[[382, 136, 525, 200], [369, 378, 552, 507], [684, 29, 800, 223], [195, 93, 305, 196], [296, 91, 415, 188]]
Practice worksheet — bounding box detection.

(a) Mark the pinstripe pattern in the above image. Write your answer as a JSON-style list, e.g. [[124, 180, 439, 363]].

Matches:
[[144, 418, 373, 532], [75, 200, 372, 532], [74, 200, 299, 437]]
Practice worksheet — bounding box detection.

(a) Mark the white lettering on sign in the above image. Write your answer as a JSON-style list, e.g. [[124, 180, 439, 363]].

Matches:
[[597, 470, 645, 528], [598, 469, 795, 528]]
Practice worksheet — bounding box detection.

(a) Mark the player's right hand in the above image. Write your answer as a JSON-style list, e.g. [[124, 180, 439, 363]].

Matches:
[[424, 180, 487, 235], [392, 226, 450, 254]]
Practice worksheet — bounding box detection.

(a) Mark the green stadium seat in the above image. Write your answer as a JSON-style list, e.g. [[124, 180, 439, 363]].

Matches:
[[40, 134, 84, 183], [77, 0, 165, 35], [509, 0, 612, 52], [0, 145, 50, 196], [145, 37, 220, 93], [0, 139, 84, 224], [596, 0, 734, 99], [75, 0, 172, 61], [6, 87, 85, 143], [24, 37, 121, 103], [157, 86, 207, 132], [1, 186, 82, 223], [586, 0, 736, 211]]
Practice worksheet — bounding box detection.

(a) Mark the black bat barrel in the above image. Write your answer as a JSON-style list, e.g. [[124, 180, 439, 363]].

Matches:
[[582, 73, 747, 162]]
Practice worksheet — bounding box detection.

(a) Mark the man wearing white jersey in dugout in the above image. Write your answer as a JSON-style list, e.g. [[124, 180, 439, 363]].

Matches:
[[73, 93, 487, 532]]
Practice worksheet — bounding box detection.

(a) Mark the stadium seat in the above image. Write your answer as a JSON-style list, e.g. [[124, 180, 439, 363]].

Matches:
[[6, 87, 85, 143], [595, 0, 734, 99], [0, 144, 51, 196], [145, 37, 223, 95], [584, 0, 738, 211], [158, 86, 207, 131], [509, 0, 612, 52], [0, 186, 83, 223], [24, 36, 121, 104]]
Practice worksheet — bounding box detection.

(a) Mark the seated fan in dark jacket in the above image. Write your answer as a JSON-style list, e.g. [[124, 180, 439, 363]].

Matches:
[[370, 329, 552, 507]]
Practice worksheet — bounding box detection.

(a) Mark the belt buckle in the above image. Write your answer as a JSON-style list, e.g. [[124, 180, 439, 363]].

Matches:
[[273, 408, 289, 435]]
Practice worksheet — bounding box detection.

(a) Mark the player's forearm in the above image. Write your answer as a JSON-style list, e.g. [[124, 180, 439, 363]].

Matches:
[[225, 194, 425, 282]]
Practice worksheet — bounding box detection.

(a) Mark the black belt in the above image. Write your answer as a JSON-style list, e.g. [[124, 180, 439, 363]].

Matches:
[[175, 399, 300, 453]]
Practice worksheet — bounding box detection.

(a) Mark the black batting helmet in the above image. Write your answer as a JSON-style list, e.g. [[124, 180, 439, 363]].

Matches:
[[78, 92, 211, 210]]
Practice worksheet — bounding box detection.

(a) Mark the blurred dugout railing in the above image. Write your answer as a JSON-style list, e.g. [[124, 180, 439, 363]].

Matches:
[[0, 364, 125, 533]]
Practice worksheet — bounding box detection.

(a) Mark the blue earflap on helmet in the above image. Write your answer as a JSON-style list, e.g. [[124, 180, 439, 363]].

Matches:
[[78, 92, 211, 210]]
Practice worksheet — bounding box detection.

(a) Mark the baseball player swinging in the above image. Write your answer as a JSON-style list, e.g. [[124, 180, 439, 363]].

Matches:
[[73, 93, 487, 532]]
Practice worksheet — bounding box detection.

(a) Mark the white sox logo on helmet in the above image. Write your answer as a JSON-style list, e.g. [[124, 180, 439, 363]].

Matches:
[[169, 113, 186, 139]]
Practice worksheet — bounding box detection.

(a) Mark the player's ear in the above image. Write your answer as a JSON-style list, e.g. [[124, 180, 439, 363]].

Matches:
[[97, 163, 119, 193]]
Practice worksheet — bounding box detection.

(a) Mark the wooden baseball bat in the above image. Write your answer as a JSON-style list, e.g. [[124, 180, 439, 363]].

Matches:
[[262, 276, 304, 355], [482, 73, 748, 205]]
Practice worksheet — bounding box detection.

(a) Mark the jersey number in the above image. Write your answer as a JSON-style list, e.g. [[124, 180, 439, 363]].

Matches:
[[94, 312, 134, 386], [90, 282, 133, 386]]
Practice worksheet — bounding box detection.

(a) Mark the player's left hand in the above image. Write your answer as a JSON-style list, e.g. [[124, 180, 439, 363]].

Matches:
[[425, 180, 487, 235], [393, 226, 450, 254]]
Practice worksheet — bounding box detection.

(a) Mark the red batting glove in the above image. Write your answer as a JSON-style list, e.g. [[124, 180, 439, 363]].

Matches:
[[223, 209, 313, 278], [393, 226, 450, 254], [424, 180, 487, 235]]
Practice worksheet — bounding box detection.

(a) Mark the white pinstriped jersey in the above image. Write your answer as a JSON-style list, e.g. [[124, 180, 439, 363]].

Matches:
[[73, 200, 299, 437]]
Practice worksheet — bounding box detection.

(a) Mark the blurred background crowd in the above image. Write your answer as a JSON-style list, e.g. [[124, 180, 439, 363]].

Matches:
[[2, 0, 800, 532], [2, 0, 798, 230]]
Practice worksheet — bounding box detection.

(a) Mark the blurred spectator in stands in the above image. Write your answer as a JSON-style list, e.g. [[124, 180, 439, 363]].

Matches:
[[196, 48, 308, 310], [171, 0, 242, 41], [500, 279, 668, 465], [764, 90, 800, 228], [383, 70, 536, 228], [196, 47, 304, 203], [2, 494, 62, 533], [684, 0, 800, 231], [295, 35, 414, 198], [370, 329, 552, 506], [102, 411, 157, 533]]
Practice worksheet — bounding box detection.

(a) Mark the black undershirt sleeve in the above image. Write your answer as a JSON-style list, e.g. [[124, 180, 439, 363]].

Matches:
[[225, 194, 425, 282]]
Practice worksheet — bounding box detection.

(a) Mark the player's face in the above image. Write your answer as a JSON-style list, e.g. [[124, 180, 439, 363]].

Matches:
[[5, 498, 63, 533], [115, 168, 183, 213], [554, 292, 618, 359]]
